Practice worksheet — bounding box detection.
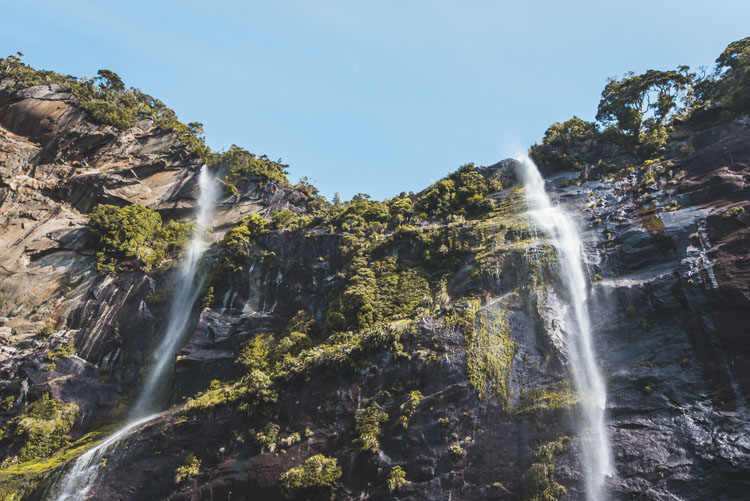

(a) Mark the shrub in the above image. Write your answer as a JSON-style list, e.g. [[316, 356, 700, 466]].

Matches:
[[396, 390, 423, 428], [254, 422, 280, 452], [387, 465, 408, 493], [450, 443, 467, 462], [211, 145, 289, 193], [520, 437, 568, 501], [415, 164, 498, 219], [279, 454, 341, 500], [529, 116, 601, 172], [88, 204, 192, 274], [174, 453, 200, 484], [353, 402, 389, 452], [12, 393, 79, 462]]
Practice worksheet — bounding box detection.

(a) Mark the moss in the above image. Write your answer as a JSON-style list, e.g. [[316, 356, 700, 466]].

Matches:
[[174, 453, 200, 484], [450, 300, 516, 408], [387, 465, 408, 493], [396, 390, 423, 429], [353, 402, 388, 452], [515, 383, 579, 419], [520, 437, 569, 501], [279, 454, 341, 500]]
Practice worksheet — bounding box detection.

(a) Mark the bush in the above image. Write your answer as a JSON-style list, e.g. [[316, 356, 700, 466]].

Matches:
[[279, 454, 341, 500], [529, 116, 601, 172], [353, 402, 389, 452], [520, 437, 568, 501], [174, 453, 200, 484], [415, 164, 498, 219], [396, 390, 423, 428], [211, 145, 289, 193], [12, 394, 79, 462], [253, 422, 280, 452], [88, 204, 192, 274], [450, 443, 467, 462], [387, 465, 408, 493]]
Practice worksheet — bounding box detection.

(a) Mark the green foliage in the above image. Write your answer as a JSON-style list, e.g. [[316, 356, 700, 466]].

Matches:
[[38, 323, 55, 337], [0, 55, 209, 158], [516, 383, 579, 419], [449, 443, 467, 462], [11, 394, 79, 463], [174, 453, 200, 484], [396, 390, 423, 428], [331, 257, 431, 332], [415, 164, 498, 219], [44, 339, 76, 371], [701, 36, 750, 114], [596, 69, 692, 137], [520, 437, 568, 501], [529, 117, 601, 172], [253, 422, 280, 452], [279, 454, 341, 500], [722, 206, 745, 218], [210, 145, 289, 193], [387, 465, 408, 493], [88, 204, 192, 274], [448, 300, 516, 407], [353, 402, 388, 452], [215, 213, 269, 271], [202, 286, 214, 309]]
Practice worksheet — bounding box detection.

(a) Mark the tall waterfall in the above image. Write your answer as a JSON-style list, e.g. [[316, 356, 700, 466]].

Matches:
[[52, 167, 219, 501], [519, 157, 613, 500]]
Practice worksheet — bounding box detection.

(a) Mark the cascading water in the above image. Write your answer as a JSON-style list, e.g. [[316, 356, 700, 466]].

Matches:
[[518, 156, 613, 500], [52, 167, 219, 501]]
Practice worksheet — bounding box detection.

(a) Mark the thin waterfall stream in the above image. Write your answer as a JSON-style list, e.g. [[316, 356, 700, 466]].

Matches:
[[519, 157, 613, 500], [51, 166, 219, 501]]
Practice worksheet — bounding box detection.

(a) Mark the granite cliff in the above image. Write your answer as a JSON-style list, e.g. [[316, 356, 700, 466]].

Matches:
[[0, 40, 749, 500]]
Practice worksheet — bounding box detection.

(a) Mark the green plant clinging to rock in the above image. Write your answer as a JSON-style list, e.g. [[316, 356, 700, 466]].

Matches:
[[173, 453, 200, 484], [387, 465, 408, 493], [88, 204, 192, 274], [279, 454, 342, 500], [9, 394, 79, 463], [520, 437, 569, 501], [396, 390, 423, 428], [353, 402, 389, 452], [0, 55, 209, 158]]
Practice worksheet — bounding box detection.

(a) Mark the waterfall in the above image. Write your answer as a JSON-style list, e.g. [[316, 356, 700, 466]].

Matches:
[[52, 166, 219, 501], [518, 157, 613, 500]]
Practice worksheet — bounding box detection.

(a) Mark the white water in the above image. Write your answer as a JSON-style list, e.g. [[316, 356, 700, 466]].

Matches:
[[52, 167, 219, 501], [519, 157, 613, 500]]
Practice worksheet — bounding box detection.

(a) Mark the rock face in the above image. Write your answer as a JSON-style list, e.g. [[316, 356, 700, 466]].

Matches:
[[0, 81, 749, 501]]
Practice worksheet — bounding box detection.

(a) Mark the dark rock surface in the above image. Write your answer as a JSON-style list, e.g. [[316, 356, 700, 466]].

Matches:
[[0, 81, 749, 501]]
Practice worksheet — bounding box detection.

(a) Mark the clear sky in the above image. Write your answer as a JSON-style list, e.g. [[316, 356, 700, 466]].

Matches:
[[2, 1, 748, 200]]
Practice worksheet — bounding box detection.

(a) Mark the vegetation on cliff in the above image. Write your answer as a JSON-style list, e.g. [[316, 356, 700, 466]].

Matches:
[[530, 36, 750, 172], [87, 203, 193, 274]]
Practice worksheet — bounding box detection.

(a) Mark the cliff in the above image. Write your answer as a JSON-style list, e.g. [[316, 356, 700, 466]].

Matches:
[[0, 41, 749, 501]]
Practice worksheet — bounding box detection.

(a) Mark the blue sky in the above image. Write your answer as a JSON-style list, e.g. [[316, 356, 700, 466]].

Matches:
[[2, 1, 748, 200]]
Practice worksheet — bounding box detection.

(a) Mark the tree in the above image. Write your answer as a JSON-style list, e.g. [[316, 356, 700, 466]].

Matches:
[[596, 68, 693, 136], [95, 69, 125, 92]]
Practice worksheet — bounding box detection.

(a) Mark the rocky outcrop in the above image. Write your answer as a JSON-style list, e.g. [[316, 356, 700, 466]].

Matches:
[[0, 78, 749, 501]]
